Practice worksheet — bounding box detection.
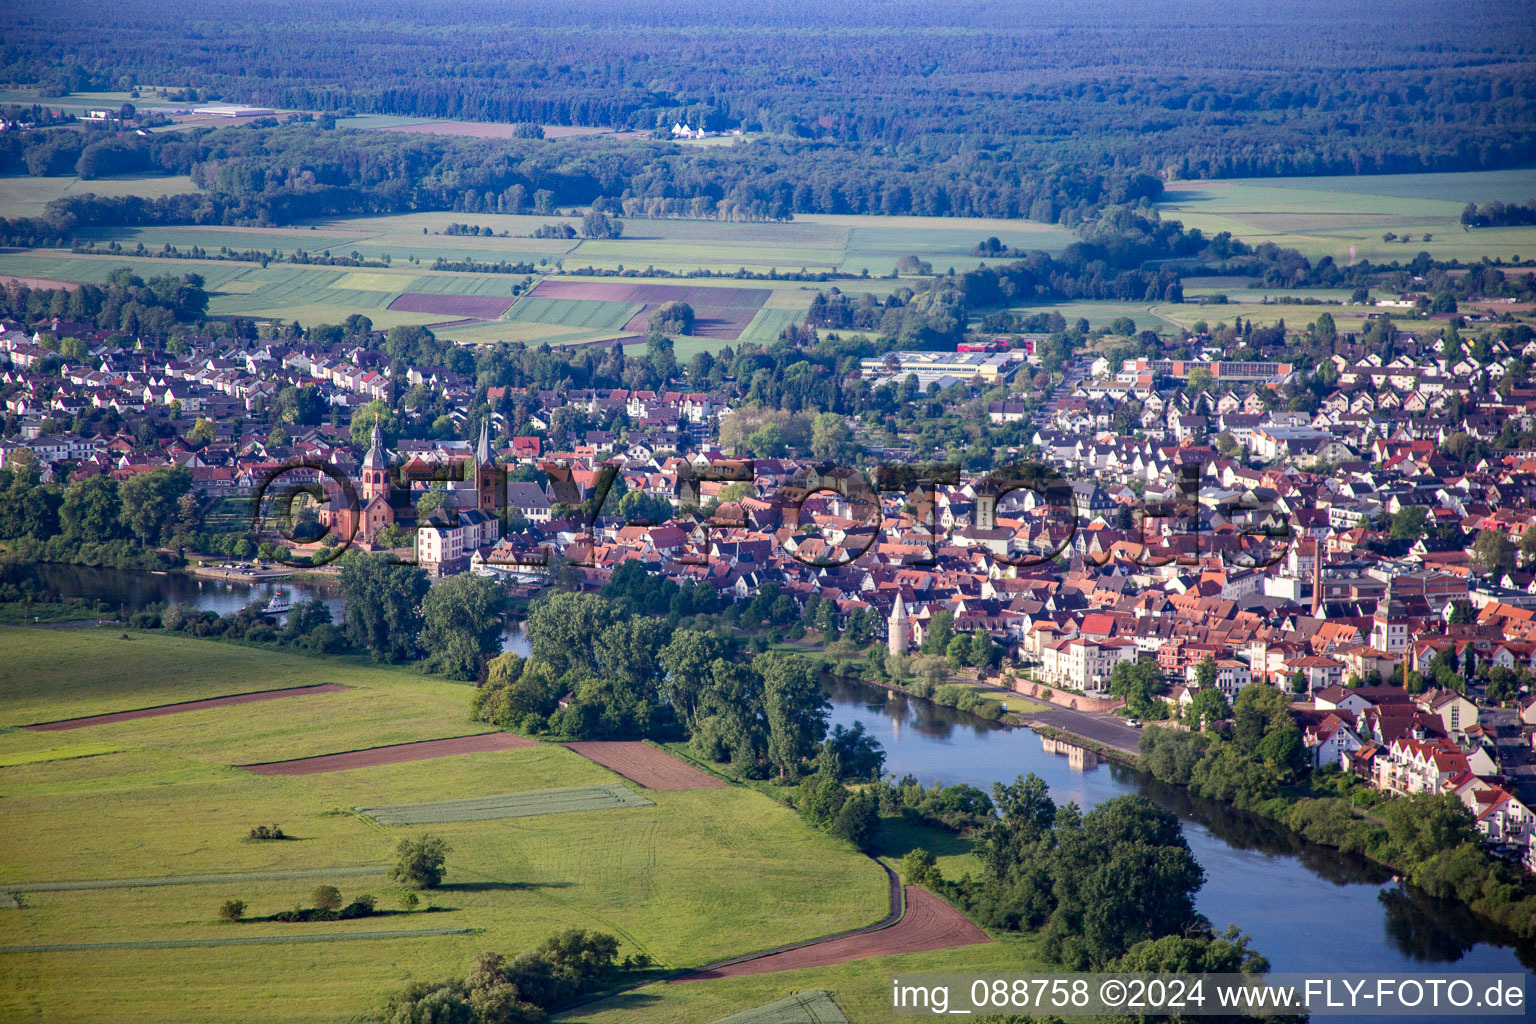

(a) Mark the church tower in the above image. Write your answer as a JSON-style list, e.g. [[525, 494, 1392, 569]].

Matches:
[[888, 595, 910, 657], [361, 421, 389, 502], [475, 417, 499, 514], [1372, 576, 1408, 654]]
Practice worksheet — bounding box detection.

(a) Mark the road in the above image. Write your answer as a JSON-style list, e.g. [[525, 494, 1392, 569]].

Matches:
[[1013, 704, 1142, 755]]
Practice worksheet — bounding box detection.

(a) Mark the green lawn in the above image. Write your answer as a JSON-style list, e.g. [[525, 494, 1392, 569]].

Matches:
[[0, 626, 894, 1024]]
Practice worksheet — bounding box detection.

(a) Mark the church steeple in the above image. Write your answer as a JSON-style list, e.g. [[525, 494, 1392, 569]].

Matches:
[[474, 416, 498, 515], [476, 416, 491, 465], [361, 421, 388, 501]]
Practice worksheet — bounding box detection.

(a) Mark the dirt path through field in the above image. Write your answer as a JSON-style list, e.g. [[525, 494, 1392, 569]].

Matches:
[[241, 732, 536, 775], [673, 883, 989, 981]]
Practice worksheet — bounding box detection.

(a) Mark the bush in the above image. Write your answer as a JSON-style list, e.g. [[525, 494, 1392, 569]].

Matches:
[[218, 899, 246, 922], [248, 823, 286, 840], [312, 885, 343, 912], [340, 893, 377, 918], [399, 890, 420, 912]]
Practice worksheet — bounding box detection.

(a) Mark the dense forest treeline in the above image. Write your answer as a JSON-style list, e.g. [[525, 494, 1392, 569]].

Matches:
[[0, 121, 1162, 239], [3, 0, 1534, 180]]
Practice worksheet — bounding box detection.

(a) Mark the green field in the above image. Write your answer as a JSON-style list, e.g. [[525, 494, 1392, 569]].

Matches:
[[0, 626, 911, 1024], [505, 296, 643, 331], [359, 783, 655, 825], [706, 990, 848, 1024], [0, 175, 200, 219], [1157, 168, 1536, 265], [0, 742, 124, 768]]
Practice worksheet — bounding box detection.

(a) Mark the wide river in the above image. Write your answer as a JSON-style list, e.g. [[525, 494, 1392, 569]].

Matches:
[[822, 677, 1531, 1018], [17, 564, 1532, 1011]]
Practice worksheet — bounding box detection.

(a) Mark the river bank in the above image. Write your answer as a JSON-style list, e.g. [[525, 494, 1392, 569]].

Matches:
[[823, 677, 1532, 999]]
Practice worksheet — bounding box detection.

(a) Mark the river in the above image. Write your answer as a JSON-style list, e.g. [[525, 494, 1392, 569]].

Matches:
[[13, 563, 533, 655], [823, 677, 1531, 1015], [14, 564, 1530, 1004]]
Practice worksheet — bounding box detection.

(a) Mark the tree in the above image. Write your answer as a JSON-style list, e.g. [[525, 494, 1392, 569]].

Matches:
[[645, 301, 694, 335], [1185, 366, 1214, 395], [390, 834, 450, 890], [1521, 527, 1536, 567], [614, 488, 672, 525], [1109, 659, 1165, 719], [1194, 655, 1217, 691], [118, 465, 192, 546], [218, 899, 246, 922], [580, 210, 623, 239], [187, 416, 215, 448], [902, 847, 938, 886], [921, 610, 954, 654], [1255, 723, 1307, 781], [946, 634, 970, 669], [976, 773, 1057, 880], [1232, 682, 1293, 755], [337, 552, 430, 662], [420, 574, 506, 680], [895, 254, 933, 275], [524, 591, 617, 675], [823, 721, 885, 780], [1472, 529, 1516, 577], [657, 628, 729, 729], [809, 412, 857, 463], [1187, 687, 1229, 731], [60, 474, 121, 542], [1390, 506, 1428, 541], [311, 885, 343, 912], [761, 654, 830, 777], [349, 400, 398, 449]]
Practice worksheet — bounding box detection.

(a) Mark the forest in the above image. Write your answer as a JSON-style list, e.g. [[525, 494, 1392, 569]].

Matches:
[[2, 0, 1534, 180]]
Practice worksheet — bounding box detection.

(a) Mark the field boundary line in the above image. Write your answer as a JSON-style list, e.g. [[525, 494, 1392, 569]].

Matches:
[[560, 860, 902, 1012], [0, 927, 474, 954], [237, 729, 521, 770], [20, 683, 348, 731], [6, 865, 387, 893], [357, 782, 653, 825]]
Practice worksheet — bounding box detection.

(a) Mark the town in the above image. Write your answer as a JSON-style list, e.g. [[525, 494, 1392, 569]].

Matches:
[[7, 291, 1536, 884], [3, 4, 1536, 1019]]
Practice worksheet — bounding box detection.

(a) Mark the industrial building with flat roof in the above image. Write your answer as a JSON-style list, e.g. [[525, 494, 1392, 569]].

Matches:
[[860, 350, 1023, 391], [192, 105, 276, 117], [1119, 358, 1293, 382]]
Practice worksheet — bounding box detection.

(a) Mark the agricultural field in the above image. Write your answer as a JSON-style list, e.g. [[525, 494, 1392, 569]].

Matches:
[[359, 783, 654, 825], [0, 174, 200, 218], [0, 626, 903, 1024], [1156, 168, 1536, 265]]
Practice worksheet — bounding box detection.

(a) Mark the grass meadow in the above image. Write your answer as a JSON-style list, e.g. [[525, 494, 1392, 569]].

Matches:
[[0, 174, 201, 218], [1157, 168, 1536, 265], [0, 626, 905, 1024]]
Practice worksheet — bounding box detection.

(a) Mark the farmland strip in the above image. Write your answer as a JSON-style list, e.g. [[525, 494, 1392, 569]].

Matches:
[[359, 782, 653, 825], [0, 928, 473, 954], [24, 684, 347, 731]]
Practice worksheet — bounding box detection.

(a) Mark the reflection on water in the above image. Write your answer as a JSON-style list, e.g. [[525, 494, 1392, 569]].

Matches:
[[15, 563, 531, 654], [823, 675, 1533, 989], [11, 574, 1531, 988]]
